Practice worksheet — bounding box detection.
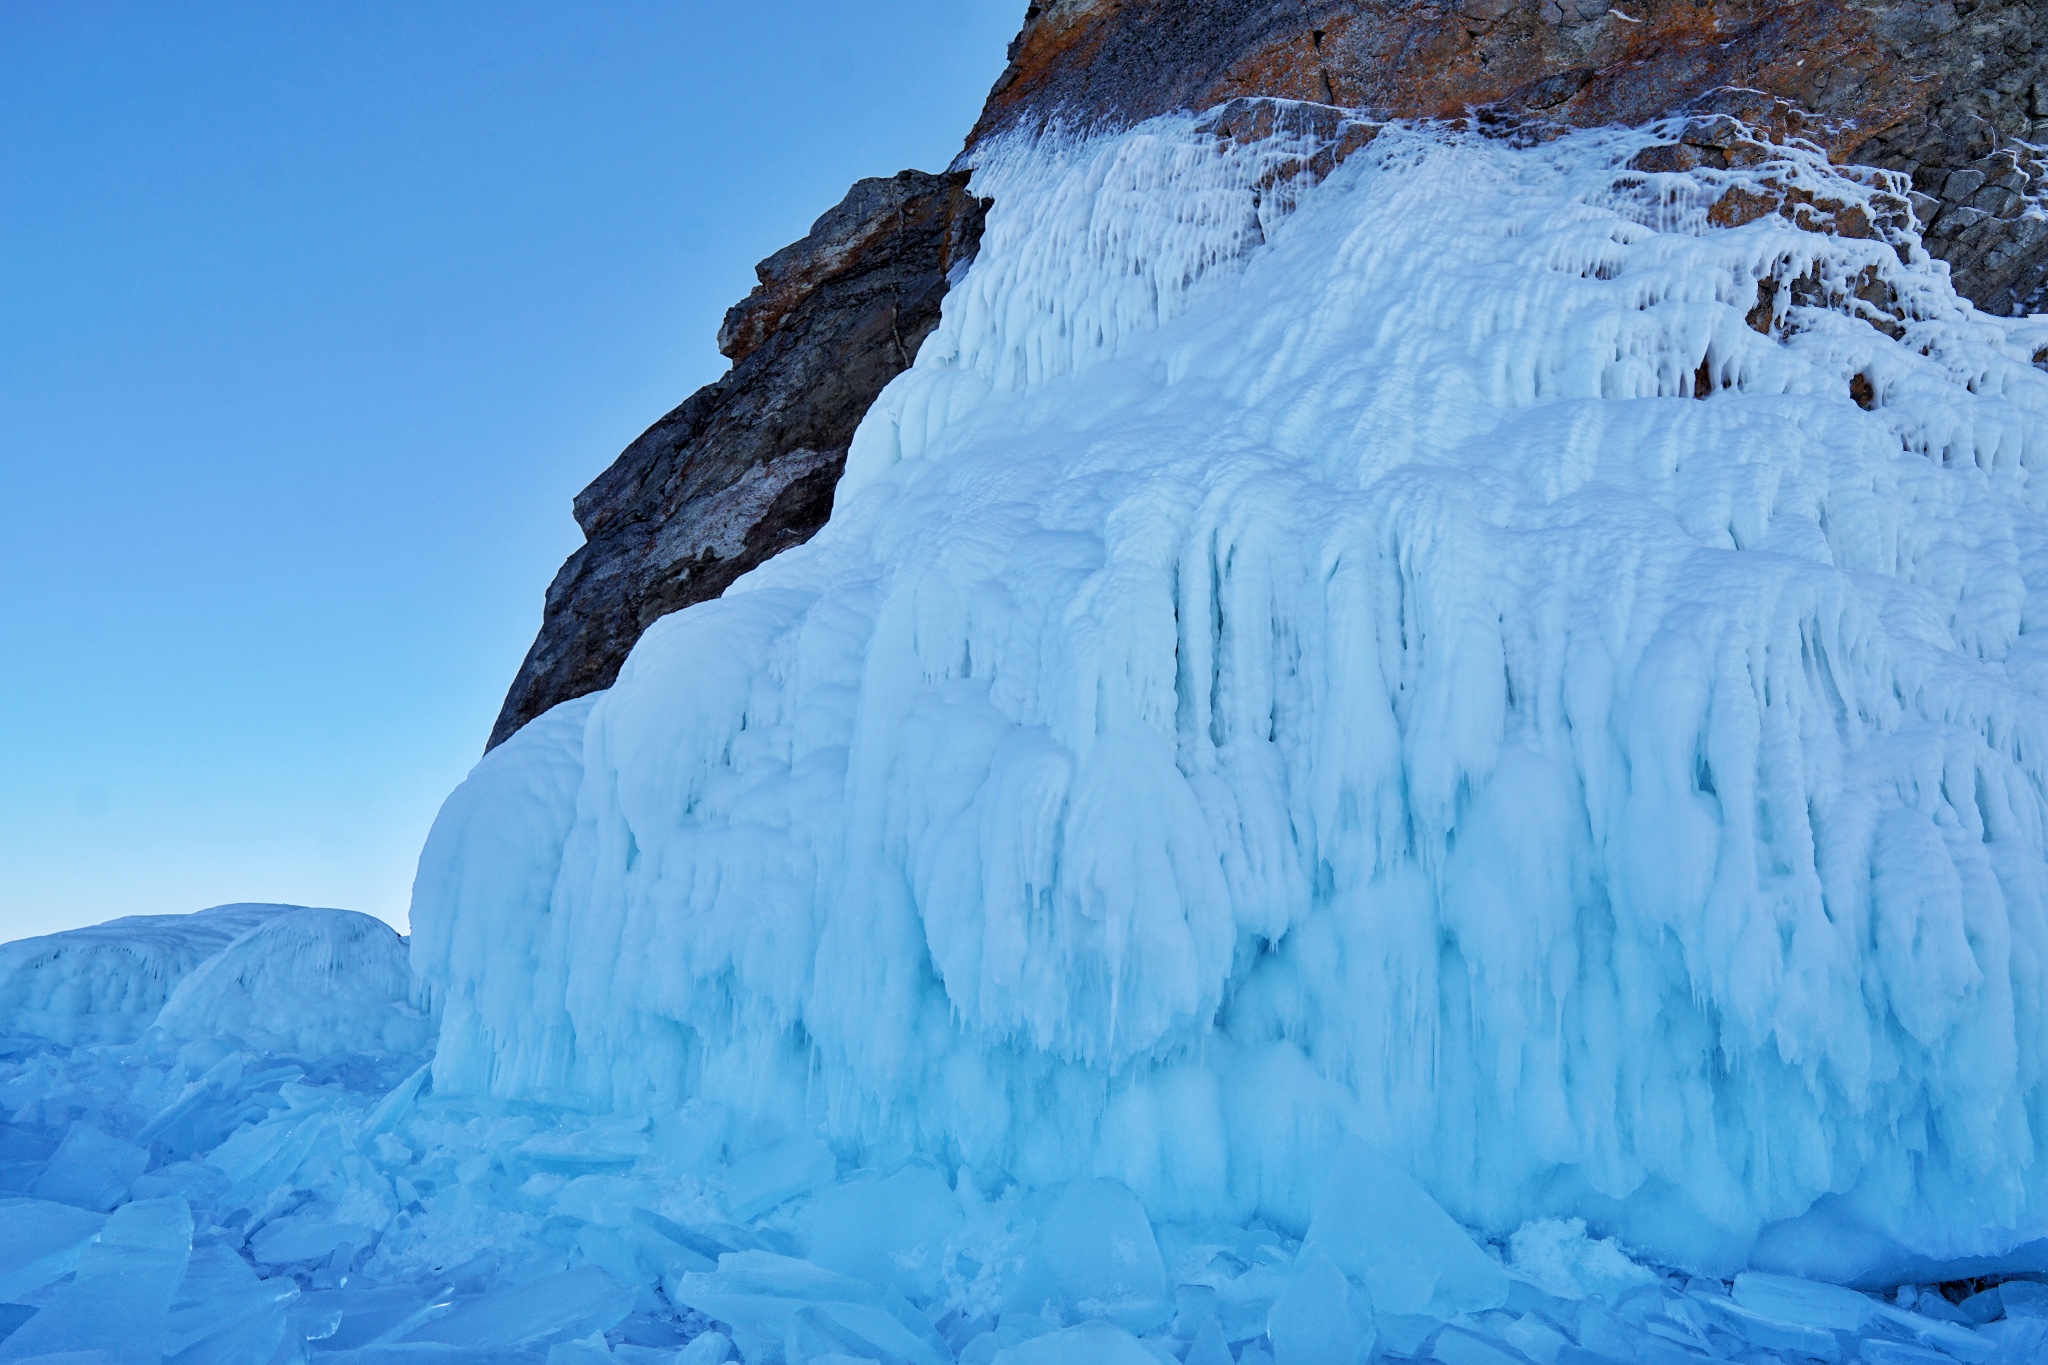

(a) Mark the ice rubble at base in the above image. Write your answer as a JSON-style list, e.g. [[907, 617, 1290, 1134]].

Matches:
[[7, 106, 2048, 1364], [7, 984, 2048, 1365]]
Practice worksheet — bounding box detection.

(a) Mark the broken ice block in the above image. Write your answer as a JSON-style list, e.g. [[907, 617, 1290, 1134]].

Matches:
[[1501, 1313, 1567, 1364], [722, 1137, 836, 1221], [1731, 1271, 1878, 1333], [1033, 1178, 1172, 1332], [1300, 1138, 1507, 1319], [1700, 1295, 1842, 1357], [1960, 1287, 2004, 1324], [28, 1122, 147, 1212], [0, 1195, 193, 1364], [991, 1321, 1161, 1365], [1859, 1339, 1968, 1364], [1267, 1249, 1374, 1365], [1978, 1318, 2048, 1361], [407, 1266, 634, 1350], [1430, 1325, 1530, 1365], [1870, 1303, 1996, 1362], [247, 1210, 375, 1265], [547, 1334, 618, 1364], [673, 1252, 950, 1365], [2001, 1281, 2048, 1318], [163, 1239, 297, 1362], [803, 1163, 962, 1302], [0, 1198, 104, 1301], [677, 1330, 734, 1363], [1184, 1319, 1233, 1365]]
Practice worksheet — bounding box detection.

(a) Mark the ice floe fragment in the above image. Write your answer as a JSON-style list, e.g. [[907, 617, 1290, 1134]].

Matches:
[[1300, 1139, 1507, 1320], [406, 1266, 633, 1351], [1033, 1178, 1172, 1332], [673, 1252, 950, 1365], [1266, 1249, 1373, 1365], [990, 1321, 1158, 1365], [0, 1198, 103, 1301], [1732, 1269, 1879, 1332], [0, 1195, 191, 1364]]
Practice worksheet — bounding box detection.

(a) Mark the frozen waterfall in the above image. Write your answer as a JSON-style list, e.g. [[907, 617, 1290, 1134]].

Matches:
[[413, 106, 2048, 1278]]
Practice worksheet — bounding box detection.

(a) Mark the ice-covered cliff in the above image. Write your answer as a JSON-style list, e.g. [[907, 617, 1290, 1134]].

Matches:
[[7, 6, 2048, 1362], [416, 102, 2048, 1285], [493, 0, 2048, 746]]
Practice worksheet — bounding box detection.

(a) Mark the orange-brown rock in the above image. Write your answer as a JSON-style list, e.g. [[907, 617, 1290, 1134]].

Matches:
[[972, 0, 1920, 153], [969, 0, 2048, 316]]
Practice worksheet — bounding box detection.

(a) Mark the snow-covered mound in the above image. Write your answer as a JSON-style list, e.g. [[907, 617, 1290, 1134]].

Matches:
[[0, 903, 301, 1046], [150, 907, 435, 1058], [413, 107, 2048, 1283]]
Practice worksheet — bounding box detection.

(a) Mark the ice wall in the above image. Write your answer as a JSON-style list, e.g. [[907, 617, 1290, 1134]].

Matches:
[[412, 109, 2048, 1276]]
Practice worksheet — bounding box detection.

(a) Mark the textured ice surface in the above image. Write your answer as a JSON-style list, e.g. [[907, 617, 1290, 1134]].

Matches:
[[150, 906, 433, 1057], [14, 942, 2029, 1365], [415, 106, 2048, 1279], [12, 106, 2048, 1364], [0, 903, 300, 1046]]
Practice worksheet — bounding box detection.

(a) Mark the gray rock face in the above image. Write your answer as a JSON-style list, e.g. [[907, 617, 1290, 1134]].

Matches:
[[490, 1, 2048, 749], [488, 171, 986, 749]]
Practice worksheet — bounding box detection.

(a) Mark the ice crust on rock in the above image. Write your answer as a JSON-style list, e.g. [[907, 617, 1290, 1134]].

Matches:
[[414, 108, 2048, 1276], [8, 107, 2048, 1365]]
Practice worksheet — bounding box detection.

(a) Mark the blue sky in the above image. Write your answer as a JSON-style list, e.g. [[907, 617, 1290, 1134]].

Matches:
[[0, 1, 1021, 939]]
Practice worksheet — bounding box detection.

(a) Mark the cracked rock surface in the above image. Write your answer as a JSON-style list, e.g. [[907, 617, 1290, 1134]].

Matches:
[[488, 171, 985, 749]]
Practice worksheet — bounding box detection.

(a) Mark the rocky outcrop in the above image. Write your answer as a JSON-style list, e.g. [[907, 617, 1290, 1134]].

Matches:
[[488, 171, 986, 749], [491, 0, 2047, 747], [975, 0, 2048, 314]]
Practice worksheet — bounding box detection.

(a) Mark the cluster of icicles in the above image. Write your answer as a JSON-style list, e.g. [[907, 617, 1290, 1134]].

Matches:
[[413, 102, 2048, 1278]]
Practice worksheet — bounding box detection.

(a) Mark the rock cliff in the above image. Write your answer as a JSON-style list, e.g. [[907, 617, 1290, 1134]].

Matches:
[[488, 171, 985, 748], [490, 0, 2048, 748]]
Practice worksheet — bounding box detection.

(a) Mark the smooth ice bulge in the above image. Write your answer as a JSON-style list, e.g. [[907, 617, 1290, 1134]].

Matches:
[[412, 106, 2048, 1274]]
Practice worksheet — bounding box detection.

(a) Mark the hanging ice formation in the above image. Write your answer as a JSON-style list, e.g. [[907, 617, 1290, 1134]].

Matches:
[[412, 104, 2048, 1275]]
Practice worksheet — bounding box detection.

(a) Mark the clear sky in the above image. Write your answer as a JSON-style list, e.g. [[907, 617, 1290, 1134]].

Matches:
[[0, 1, 1022, 940]]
